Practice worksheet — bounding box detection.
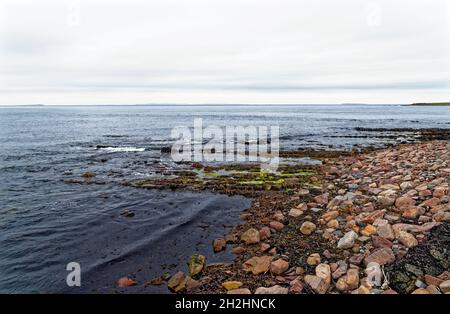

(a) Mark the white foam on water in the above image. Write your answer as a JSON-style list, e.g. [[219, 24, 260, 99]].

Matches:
[[99, 146, 145, 152]]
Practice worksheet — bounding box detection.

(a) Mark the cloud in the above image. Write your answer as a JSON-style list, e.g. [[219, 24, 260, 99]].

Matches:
[[0, 0, 449, 104]]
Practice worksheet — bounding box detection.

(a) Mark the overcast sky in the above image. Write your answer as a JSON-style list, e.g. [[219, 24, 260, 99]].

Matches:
[[0, 0, 449, 105]]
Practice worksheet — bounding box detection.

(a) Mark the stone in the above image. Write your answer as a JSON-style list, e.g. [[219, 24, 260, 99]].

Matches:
[[398, 231, 418, 248], [259, 227, 271, 240], [378, 195, 396, 207], [372, 236, 393, 248], [327, 219, 339, 228], [240, 228, 260, 244], [402, 207, 422, 219], [382, 289, 398, 294], [299, 221, 317, 235], [352, 285, 371, 294], [424, 275, 444, 286], [269, 221, 284, 232], [298, 189, 310, 196], [361, 224, 377, 236], [273, 212, 284, 222], [254, 285, 289, 294], [222, 281, 243, 290], [411, 288, 430, 294], [376, 224, 395, 240], [332, 261, 348, 279], [270, 259, 289, 275], [116, 276, 137, 288], [288, 208, 304, 218], [232, 246, 245, 254], [422, 197, 441, 208], [349, 253, 364, 265], [227, 288, 251, 294], [185, 276, 200, 291], [395, 196, 415, 210], [439, 280, 450, 293], [304, 275, 328, 294], [337, 231, 358, 249], [213, 238, 226, 253], [426, 285, 442, 294], [316, 263, 331, 286], [242, 256, 272, 275], [365, 262, 382, 287], [314, 194, 329, 205], [364, 247, 395, 266], [289, 277, 304, 293], [400, 181, 414, 191], [307, 253, 321, 266], [260, 243, 271, 252], [188, 254, 205, 276], [335, 269, 359, 291], [167, 272, 186, 292], [321, 210, 339, 222]]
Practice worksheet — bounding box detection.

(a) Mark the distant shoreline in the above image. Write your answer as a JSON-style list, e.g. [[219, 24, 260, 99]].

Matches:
[[409, 102, 450, 106]]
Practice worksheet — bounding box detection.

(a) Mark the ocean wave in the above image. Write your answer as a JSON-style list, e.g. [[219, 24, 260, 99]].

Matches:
[[98, 146, 145, 152]]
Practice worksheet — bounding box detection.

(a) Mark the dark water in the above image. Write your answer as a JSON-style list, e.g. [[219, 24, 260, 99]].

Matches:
[[0, 104, 449, 293]]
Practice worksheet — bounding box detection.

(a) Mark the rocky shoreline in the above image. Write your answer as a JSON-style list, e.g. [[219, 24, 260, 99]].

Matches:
[[136, 140, 450, 294]]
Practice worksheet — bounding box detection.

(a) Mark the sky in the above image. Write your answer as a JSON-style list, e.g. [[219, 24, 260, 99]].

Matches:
[[0, 0, 449, 105]]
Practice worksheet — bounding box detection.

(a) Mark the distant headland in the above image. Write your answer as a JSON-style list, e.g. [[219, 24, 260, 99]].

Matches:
[[409, 102, 450, 106]]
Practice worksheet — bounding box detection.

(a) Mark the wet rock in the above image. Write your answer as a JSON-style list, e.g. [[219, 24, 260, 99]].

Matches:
[[116, 276, 137, 288], [337, 231, 358, 249], [299, 221, 317, 235], [167, 272, 186, 292], [270, 259, 289, 275], [222, 281, 243, 290], [188, 254, 205, 276], [120, 209, 135, 218], [240, 228, 260, 244], [242, 256, 272, 275], [213, 238, 226, 253], [185, 276, 201, 291], [255, 285, 289, 294], [82, 171, 96, 178]]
